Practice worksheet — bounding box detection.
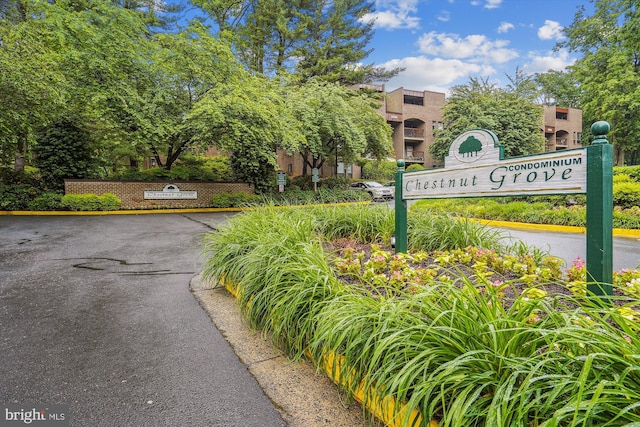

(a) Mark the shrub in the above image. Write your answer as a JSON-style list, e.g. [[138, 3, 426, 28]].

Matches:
[[614, 165, 640, 182], [405, 163, 426, 172], [361, 159, 397, 181], [288, 175, 313, 191], [613, 173, 633, 184], [33, 119, 100, 191], [60, 193, 121, 211], [0, 183, 40, 210], [319, 176, 349, 190], [28, 192, 63, 211], [211, 192, 261, 208], [613, 181, 640, 209], [263, 188, 370, 206]]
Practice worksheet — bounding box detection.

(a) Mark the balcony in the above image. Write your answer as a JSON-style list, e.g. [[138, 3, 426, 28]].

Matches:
[[404, 128, 424, 139], [556, 138, 568, 147], [386, 112, 403, 122], [405, 151, 424, 163]]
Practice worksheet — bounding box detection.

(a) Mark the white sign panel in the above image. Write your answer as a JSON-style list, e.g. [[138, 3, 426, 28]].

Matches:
[[402, 129, 587, 199], [144, 184, 197, 200]]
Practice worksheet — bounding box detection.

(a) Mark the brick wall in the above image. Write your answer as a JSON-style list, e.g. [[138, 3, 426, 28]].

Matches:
[[64, 180, 254, 209]]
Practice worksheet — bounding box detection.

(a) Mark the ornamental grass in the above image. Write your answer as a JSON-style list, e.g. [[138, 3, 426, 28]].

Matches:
[[201, 205, 640, 427]]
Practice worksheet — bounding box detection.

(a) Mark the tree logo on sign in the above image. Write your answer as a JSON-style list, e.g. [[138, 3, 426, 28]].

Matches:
[[458, 136, 483, 158]]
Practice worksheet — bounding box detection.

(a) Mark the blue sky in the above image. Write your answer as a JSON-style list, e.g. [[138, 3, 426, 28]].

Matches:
[[364, 0, 592, 93]]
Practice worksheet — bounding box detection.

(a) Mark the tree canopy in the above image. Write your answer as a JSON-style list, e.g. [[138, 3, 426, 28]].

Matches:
[[1, 0, 396, 181], [430, 78, 545, 161], [558, 0, 640, 165], [284, 79, 393, 175]]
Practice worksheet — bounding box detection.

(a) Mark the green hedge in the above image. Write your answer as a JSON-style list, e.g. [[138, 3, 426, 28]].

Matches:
[[60, 193, 121, 211], [613, 181, 640, 209]]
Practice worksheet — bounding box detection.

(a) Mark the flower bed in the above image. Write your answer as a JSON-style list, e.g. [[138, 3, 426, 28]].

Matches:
[[202, 205, 640, 426]]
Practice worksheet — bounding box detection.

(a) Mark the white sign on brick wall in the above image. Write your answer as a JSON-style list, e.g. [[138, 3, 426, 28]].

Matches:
[[144, 184, 198, 200]]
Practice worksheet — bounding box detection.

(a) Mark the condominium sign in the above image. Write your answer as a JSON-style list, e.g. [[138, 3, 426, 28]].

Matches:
[[144, 184, 197, 199], [402, 129, 587, 199], [395, 122, 614, 300]]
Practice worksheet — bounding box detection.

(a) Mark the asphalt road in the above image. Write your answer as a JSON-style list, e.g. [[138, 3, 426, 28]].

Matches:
[[0, 213, 287, 427], [497, 227, 640, 271]]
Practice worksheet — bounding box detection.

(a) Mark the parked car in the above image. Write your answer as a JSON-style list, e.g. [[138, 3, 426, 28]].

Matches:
[[349, 181, 394, 201]]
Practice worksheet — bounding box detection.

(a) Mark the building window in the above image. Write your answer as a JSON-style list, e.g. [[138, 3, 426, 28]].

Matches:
[[573, 132, 582, 145], [287, 163, 293, 173], [556, 109, 568, 120], [403, 95, 424, 106]]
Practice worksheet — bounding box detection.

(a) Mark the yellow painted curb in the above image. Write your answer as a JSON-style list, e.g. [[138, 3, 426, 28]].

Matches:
[[0, 202, 371, 216], [471, 218, 640, 239], [217, 276, 437, 427]]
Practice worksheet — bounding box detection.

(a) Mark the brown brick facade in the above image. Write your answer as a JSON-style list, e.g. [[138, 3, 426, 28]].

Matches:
[[64, 180, 254, 209]]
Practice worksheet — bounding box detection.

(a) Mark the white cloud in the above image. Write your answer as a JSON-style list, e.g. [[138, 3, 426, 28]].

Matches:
[[497, 22, 514, 34], [379, 56, 495, 92], [437, 10, 450, 22], [537, 20, 564, 40], [363, 0, 420, 30], [417, 31, 518, 64], [484, 0, 502, 9], [523, 49, 576, 74]]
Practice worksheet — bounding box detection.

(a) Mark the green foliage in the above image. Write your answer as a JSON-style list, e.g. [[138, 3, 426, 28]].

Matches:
[[288, 175, 313, 191], [33, 119, 99, 191], [430, 78, 545, 162], [211, 192, 261, 208], [263, 188, 370, 206], [413, 197, 640, 230], [560, 0, 640, 166], [113, 159, 234, 182], [405, 163, 426, 173], [533, 70, 582, 108], [60, 193, 121, 211], [0, 183, 41, 210], [195, 0, 400, 85], [0, 167, 42, 187], [27, 192, 63, 211], [319, 176, 350, 190], [202, 206, 640, 426], [613, 181, 640, 209], [361, 159, 397, 181], [284, 80, 393, 174], [614, 165, 640, 182], [188, 75, 302, 193]]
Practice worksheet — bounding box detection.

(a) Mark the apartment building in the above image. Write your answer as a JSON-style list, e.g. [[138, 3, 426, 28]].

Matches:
[[543, 106, 583, 151], [150, 88, 582, 178]]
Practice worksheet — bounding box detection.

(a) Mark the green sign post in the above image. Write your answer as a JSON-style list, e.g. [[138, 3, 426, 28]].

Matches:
[[394, 121, 613, 300], [585, 121, 613, 301]]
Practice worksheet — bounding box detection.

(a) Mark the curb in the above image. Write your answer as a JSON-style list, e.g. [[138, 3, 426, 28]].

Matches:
[[218, 277, 436, 427], [0, 202, 371, 216], [5, 207, 638, 239], [470, 218, 640, 239]]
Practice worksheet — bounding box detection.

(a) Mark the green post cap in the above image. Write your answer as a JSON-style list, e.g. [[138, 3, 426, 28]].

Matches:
[[591, 121, 610, 145], [397, 159, 405, 168]]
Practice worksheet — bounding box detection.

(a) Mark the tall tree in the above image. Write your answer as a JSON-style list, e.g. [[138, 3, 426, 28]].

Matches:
[[285, 79, 392, 174], [558, 0, 640, 165], [191, 0, 400, 84], [0, 0, 69, 169], [143, 21, 242, 170], [430, 78, 545, 161], [533, 70, 582, 108], [186, 74, 303, 192]]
